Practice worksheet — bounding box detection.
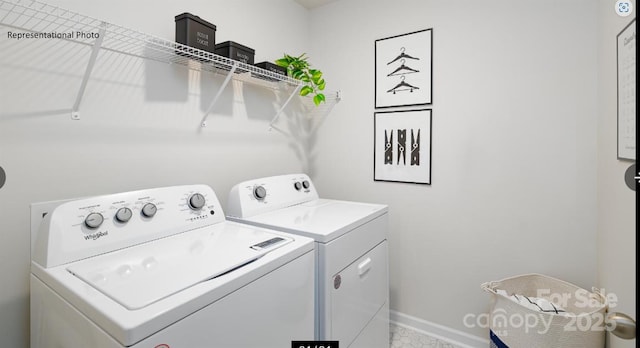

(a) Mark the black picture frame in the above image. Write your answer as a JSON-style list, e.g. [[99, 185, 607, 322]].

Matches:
[[374, 109, 432, 184], [616, 18, 636, 161], [375, 29, 433, 109]]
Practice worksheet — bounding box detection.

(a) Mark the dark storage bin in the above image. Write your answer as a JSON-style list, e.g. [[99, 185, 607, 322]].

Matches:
[[214, 41, 255, 65], [175, 12, 216, 54], [255, 61, 287, 76], [253, 61, 288, 81]]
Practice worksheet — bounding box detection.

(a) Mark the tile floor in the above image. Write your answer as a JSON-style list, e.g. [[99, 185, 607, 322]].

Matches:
[[389, 323, 461, 348]]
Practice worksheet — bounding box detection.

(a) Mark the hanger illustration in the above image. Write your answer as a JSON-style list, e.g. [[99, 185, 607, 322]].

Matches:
[[387, 76, 420, 94], [387, 59, 420, 76], [387, 47, 419, 65]]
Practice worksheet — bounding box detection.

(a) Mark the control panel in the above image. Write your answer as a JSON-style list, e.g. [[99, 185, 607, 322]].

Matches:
[[227, 174, 320, 218], [33, 185, 225, 268]]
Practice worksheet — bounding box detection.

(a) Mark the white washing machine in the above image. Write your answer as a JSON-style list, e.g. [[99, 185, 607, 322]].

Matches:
[[30, 184, 315, 348], [227, 174, 389, 348]]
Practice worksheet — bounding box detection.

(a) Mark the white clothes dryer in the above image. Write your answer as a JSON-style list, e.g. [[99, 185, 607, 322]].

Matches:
[[30, 184, 315, 348], [227, 174, 389, 348]]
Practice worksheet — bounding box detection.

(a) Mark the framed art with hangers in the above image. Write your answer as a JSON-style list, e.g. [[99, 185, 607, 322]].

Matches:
[[375, 28, 433, 108]]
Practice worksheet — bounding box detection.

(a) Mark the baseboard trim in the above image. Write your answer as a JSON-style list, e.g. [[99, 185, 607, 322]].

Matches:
[[390, 310, 489, 348]]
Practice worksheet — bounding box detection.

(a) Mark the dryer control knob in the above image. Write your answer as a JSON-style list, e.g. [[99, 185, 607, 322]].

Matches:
[[253, 186, 267, 200], [188, 193, 206, 210], [294, 182, 302, 190], [115, 207, 133, 223], [302, 180, 310, 189], [141, 203, 157, 218], [84, 212, 104, 229]]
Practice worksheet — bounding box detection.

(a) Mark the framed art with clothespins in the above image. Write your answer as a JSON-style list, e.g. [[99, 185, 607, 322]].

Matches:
[[375, 28, 433, 108], [374, 109, 432, 184]]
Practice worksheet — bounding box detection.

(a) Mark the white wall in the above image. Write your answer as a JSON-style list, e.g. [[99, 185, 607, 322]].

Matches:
[[0, 1, 310, 346], [596, 1, 636, 348], [309, 0, 600, 341]]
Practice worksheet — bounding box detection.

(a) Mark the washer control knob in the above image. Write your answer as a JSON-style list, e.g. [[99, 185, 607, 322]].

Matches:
[[84, 212, 104, 229], [253, 186, 267, 200], [302, 180, 310, 189], [294, 182, 302, 190], [188, 193, 206, 210], [115, 207, 133, 223], [141, 203, 157, 218]]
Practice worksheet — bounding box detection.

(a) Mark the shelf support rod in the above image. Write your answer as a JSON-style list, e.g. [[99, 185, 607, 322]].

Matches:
[[71, 22, 107, 120], [200, 63, 237, 127], [269, 84, 302, 129], [308, 91, 341, 135]]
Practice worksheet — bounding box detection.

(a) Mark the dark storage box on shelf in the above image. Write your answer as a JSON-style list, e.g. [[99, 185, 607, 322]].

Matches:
[[253, 61, 288, 81], [255, 61, 287, 77], [214, 41, 255, 65], [175, 13, 216, 54]]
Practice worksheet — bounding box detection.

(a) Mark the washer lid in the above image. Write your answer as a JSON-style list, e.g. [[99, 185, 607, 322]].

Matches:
[[66, 223, 291, 310], [239, 199, 387, 243]]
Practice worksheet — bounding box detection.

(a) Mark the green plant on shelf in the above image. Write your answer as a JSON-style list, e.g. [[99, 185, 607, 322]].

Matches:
[[275, 53, 326, 106]]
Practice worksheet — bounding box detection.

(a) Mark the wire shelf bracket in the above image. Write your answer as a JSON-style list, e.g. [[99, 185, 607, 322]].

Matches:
[[308, 90, 341, 135], [269, 84, 303, 130], [200, 63, 238, 128], [269, 90, 341, 138], [71, 22, 106, 120]]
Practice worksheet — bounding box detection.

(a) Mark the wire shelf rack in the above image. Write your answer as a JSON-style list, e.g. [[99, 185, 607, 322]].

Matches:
[[0, 0, 339, 130], [0, 0, 302, 86]]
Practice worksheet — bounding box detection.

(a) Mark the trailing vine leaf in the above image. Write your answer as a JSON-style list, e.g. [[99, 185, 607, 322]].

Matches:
[[275, 53, 326, 106], [300, 85, 314, 96], [313, 93, 325, 106]]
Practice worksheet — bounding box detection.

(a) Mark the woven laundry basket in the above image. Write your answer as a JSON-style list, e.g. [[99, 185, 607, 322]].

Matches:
[[481, 274, 608, 348]]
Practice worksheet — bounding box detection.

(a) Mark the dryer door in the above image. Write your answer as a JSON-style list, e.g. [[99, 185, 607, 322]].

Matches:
[[330, 240, 388, 347]]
